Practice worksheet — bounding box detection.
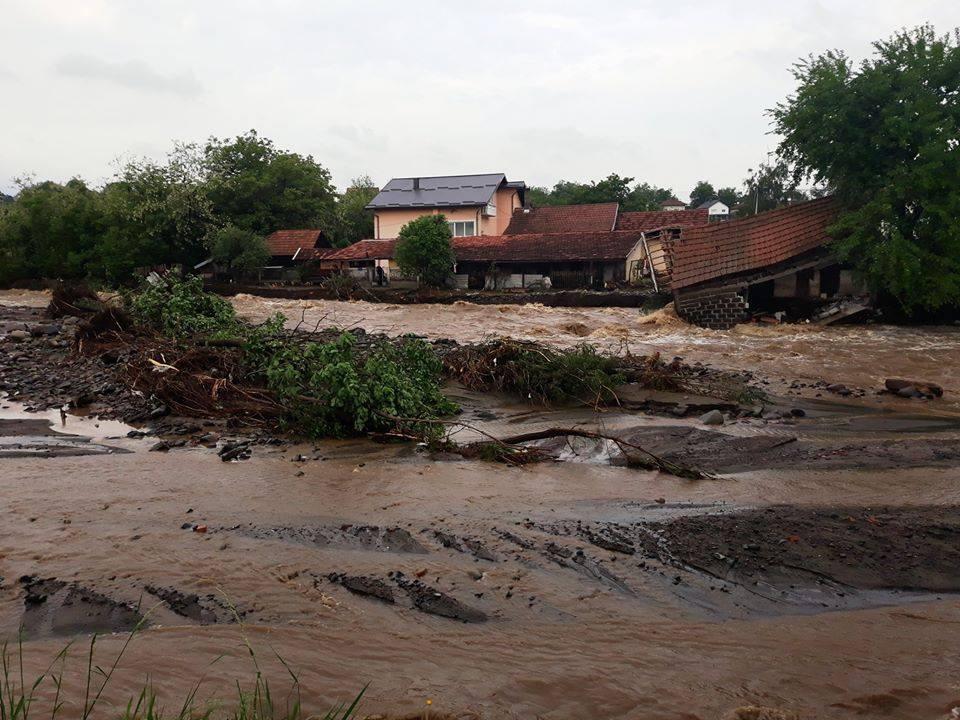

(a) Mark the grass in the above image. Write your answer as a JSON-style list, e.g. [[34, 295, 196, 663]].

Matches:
[[0, 619, 365, 720]]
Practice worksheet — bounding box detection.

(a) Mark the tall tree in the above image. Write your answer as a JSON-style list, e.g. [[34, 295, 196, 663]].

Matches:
[[772, 24, 960, 312], [0, 178, 102, 283], [716, 187, 741, 209], [737, 160, 808, 217], [335, 175, 379, 247], [688, 181, 715, 208], [203, 130, 337, 237], [525, 175, 673, 211]]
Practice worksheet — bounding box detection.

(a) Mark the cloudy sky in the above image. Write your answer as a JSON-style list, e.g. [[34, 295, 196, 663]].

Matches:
[[0, 1, 955, 200]]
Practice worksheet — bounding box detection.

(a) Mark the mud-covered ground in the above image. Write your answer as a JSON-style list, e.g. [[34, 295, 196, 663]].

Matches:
[[2, 293, 960, 720]]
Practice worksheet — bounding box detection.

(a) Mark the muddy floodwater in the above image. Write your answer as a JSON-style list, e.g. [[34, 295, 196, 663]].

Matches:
[[2, 289, 960, 719]]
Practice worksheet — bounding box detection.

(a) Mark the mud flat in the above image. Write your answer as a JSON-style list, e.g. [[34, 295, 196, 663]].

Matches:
[[2, 294, 960, 719]]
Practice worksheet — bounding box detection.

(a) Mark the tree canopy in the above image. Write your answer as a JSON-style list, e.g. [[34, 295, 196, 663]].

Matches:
[[208, 225, 270, 276], [526, 174, 674, 211], [0, 131, 373, 285], [772, 24, 960, 312], [394, 215, 455, 287], [688, 181, 715, 208]]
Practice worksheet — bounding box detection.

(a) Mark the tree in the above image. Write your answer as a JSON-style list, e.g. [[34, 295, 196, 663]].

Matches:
[[688, 181, 715, 208], [736, 160, 809, 217], [335, 175, 379, 247], [716, 187, 741, 210], [524, 175, 673, 211], [772, 24, 960, 312], [395, 215, 455, 287], [203, 130, 337, 237], [96, 149, 215, 282], [0, 178, 102, 283], [208, 225, 270, 277]]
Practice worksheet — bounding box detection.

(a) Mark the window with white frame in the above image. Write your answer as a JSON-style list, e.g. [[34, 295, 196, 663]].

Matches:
[[448, 221, 476, 237]]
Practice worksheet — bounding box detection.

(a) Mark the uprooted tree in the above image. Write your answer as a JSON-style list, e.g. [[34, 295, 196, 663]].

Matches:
[[772, 24, 960, 313]]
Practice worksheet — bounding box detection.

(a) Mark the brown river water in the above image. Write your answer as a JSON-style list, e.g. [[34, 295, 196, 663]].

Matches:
[[2, 290, 960, 719]]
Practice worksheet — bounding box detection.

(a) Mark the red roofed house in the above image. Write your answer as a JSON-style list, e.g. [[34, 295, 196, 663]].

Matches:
[[662, 198, 862, 328], [258, 229, 338, 281], [659, 197, 687, 211]]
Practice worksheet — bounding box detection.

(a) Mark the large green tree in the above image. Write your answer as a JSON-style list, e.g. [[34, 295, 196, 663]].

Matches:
[[688, 181, 715, 208], [737, 160, 808, 217], [772, 24, 960, 311], [334, 175, 378, 247], [395, 214, 455, 287], [208, 224, 270, 277], [0, 178, 102, 283], [203, 130, 337, 237]]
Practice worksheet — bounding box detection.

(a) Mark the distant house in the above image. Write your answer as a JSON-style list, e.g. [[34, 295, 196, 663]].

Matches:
[[365, 174, 526, 239], [696, 198, 730, 220], [264, 229, 334, 265], [659, 197, 687, 211]]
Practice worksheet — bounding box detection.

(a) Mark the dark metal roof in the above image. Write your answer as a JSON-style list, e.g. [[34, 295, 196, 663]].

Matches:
[[365, 173, 509, 210], [696, 198, 725, 209]]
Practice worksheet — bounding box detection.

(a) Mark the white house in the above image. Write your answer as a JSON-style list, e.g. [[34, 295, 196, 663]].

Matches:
[[697, 198, 730, 220]]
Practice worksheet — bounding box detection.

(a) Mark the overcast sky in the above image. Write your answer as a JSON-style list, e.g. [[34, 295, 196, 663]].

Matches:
[[0, 1, 956, 200]]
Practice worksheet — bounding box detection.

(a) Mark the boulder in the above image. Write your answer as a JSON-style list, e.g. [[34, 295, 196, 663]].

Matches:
[[699, 409, 724, 426], [885, 377, 943, 398]]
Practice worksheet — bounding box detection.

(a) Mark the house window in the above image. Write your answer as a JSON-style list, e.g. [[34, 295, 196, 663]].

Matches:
[[448, 221, 476, 237]]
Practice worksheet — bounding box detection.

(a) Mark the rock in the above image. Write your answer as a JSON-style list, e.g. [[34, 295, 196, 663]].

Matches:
[[149, 441, 171, 452], [826, 383, 849, 395], [7, 330, 29, 342], [30, 324, 61, 337], [788, 408, 806, 417], [885, 377, 943, 398], [699, 409, 724, 426], [896, 385, 920, 398]]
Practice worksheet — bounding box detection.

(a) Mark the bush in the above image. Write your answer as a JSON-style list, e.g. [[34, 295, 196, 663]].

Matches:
[[253, 332, 457, 438], [127, 273, 238, 337], [208, 224, 270, 276], [394, 215, 455, 287]]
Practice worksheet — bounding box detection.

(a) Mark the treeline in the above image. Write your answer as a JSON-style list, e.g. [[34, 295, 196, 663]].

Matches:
[[0, 131, 378, 285], [526, 162, 813, 216]]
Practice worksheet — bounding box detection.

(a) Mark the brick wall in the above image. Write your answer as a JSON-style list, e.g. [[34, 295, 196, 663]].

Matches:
[[674, 286, 749, 329]]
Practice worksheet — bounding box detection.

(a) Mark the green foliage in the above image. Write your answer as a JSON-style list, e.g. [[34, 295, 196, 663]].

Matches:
[[772, 24, 960, 311], [333, 175, 378, 247], [526, 174, 674, 211], [446, 340, 624, 405], [252, 332, 458, 438], [127, 274, 238, 337], [394, 215, 455, 287], [0, 178, 102, 284], [737, 160, 808, 217], [716, 186, 741, 209], [688, 181, 715, 208], [203, 130, 337, 237], [0, 131, 351, 287], [209, 225, 270, 275]]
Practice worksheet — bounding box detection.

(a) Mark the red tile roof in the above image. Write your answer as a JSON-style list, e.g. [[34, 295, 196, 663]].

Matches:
[[265, 229, 330, 258], [615, 209, 709, 232], [660, 197, 686, 208], [327, 239, 398, 261], [670, 198, 838, 290], [453, 231, 644, 262], [503, 203, 619, 234], [328, 232, 645, 264]]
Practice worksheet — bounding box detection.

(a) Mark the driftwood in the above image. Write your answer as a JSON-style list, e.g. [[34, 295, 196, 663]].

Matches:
[[377, 413, 712, 480]]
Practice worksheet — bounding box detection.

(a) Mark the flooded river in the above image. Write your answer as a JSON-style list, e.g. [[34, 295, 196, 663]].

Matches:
[[3, 290, 960, 719]]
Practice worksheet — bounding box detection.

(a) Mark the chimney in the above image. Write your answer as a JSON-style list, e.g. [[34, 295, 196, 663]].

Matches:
[[413, 178, 420, 191]]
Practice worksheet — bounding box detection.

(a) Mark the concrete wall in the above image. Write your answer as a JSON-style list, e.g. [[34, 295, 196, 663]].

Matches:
[[675, 286, 750, 329]]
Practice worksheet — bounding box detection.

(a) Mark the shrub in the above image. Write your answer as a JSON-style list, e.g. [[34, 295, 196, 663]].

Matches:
[[127, 273, 238, 337], [252, 332, 458, 438]]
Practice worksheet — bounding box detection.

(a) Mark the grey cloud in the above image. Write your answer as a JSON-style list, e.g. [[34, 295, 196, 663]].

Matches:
[[54, 53, 201, 96]]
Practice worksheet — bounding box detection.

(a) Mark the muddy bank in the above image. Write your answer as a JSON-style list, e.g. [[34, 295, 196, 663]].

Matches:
[[641, 505, 960, 593], [208, 281, 659, 308]]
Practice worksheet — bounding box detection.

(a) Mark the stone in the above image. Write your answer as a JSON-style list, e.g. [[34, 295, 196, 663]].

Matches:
[[885, 377, 943, 397], [7, 330, 29, 341], [699, 409, 724, 426], [896, 386, 920, 398]]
